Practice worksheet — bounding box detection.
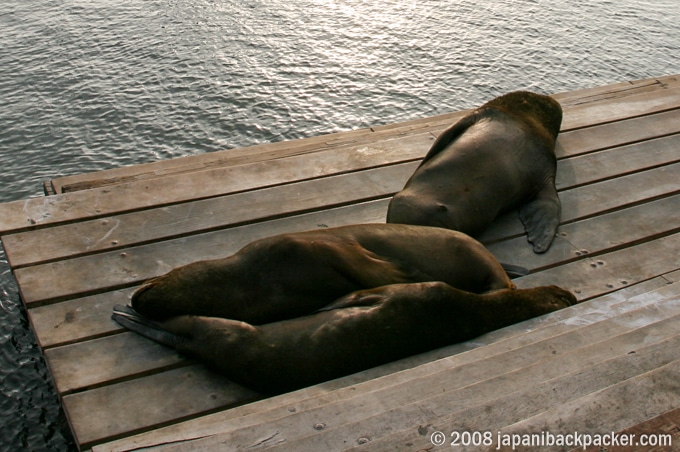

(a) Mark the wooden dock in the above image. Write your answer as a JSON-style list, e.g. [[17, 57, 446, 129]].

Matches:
[[1, 74, 680, 451]]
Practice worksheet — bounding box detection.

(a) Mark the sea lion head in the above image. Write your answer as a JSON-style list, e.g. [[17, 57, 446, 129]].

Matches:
[[131, 261, 227, 320], [386, 192, 461, 230], [386, 189, 488, 237], [484, 91, 563, 141]]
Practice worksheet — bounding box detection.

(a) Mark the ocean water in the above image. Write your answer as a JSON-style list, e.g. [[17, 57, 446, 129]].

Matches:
[[1, 0, 679, 449]]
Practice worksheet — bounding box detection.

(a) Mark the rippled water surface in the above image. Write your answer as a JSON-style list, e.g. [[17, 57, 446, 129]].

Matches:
[[1, 0, 679, 449]]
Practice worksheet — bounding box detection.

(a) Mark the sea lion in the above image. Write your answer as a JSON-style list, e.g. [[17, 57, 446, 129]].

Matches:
[[114, 282, 576, 394], [386, 91, 563, 253], [131, 224, 516, 325]]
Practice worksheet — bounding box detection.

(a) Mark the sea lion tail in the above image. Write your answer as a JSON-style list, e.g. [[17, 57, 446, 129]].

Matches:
[[112, 304, 189, 348], [500, 262, 529, 278]]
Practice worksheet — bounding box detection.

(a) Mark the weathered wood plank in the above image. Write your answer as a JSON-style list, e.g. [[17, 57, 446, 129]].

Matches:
[[515, 231, 680, 299], [92, 279, 679, 452], [552, 75, 679, 106], [555, 108, 680, 158], [27, 288, 134, 348], [313, 342, 680, 452], [362, 353, 680, 452], [48, 124, 380, 194], [555, 134, 680, 191], [14, 152, 680, 306], [492, 362, 680, 452], [559, 85, 680, 130], [579, 407, 680, 452], [62, 364, 259, 449], [0, 132, 431, 235], [3, 163, 416, 268], [139, 306, 680, 451], [44, 331, 186, 394], [7, 131, 680, 270]]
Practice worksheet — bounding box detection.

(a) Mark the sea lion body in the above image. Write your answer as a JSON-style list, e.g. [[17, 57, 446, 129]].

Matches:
[[116, 282, 576, 393], [387, 91, 563, 253], [131, 224, 513, 324]]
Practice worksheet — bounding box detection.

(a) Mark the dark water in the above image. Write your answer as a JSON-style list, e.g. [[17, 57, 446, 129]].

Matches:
[[1, 0, 679, 449]]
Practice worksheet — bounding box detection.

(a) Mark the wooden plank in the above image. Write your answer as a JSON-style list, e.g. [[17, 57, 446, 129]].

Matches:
[[664, 269, 680, 284], [48, 124, 379, 194], [553, 75, 679, 106], [555, 108, 680, 158], [3, 163, 416, 268], [555, 134, 680, 191], [494, 362, 680, 452], [92, 279, 679, 452], [14, 127, 680, 268], [559, 85, 680, 130], [44, 331, 186, 394], [27, 288, 133, 348], [61, 365, 259, 449], [0, 132, 431, 235], [579, 407, 680, 452], [50, 121, 435, 195], [364, 355, 680, 452], [515, 231, 680, 299], [14, 154, 680, 307], [143, 309, 680, 451]]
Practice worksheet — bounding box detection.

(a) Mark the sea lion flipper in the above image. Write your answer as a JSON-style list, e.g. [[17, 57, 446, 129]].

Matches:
[[317, 291, 386, 312], [327, 240, 426, 288], [519, 184, 561, 254], [420, 113, 479, 165], [112, 304, 188, 348]]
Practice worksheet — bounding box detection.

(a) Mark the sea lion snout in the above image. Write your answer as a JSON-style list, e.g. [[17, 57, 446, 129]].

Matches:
[[387, 194, 458, 230]]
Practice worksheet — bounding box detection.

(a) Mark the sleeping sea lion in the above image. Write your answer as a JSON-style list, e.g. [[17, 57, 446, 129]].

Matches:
[[114, 282, 576, 394], [386, 91, 563, 253], [131, 224, 516, 325]]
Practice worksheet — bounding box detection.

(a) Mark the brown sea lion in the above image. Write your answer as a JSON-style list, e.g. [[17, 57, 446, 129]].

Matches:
[[131, 224, 515, 325], [114, 282, 576, 394], [386, 91, 563, 253]]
